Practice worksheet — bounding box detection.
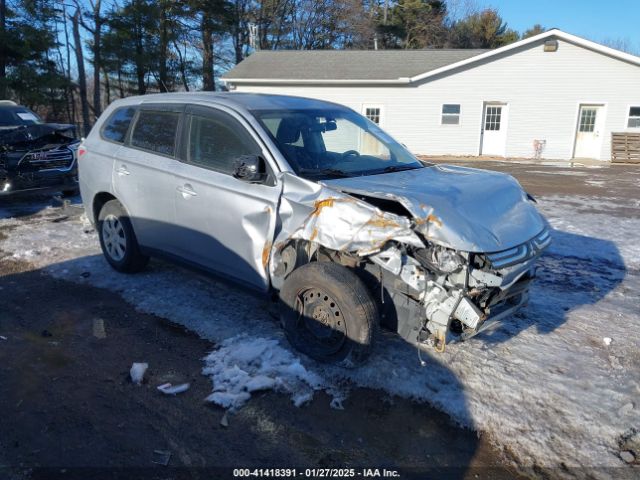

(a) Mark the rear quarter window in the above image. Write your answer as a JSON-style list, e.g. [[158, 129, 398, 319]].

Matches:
[[130, 110, 181, 156], [101, 107, 136, 144]]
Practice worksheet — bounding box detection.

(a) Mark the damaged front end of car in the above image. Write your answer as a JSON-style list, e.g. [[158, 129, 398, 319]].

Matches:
[[269, 166, 551, 352], [0, 123, 80, 195]]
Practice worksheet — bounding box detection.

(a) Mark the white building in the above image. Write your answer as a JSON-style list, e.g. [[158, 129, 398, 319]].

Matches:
[[223, 29, 640, 162]]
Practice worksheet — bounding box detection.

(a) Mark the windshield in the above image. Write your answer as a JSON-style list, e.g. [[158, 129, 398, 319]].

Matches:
[[252, 108, 423, 179], [0, 107, 43, 127]]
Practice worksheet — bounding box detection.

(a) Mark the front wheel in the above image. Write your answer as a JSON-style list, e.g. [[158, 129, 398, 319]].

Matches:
[[97, 199, 149, 273], [280, 262, 379, 368]]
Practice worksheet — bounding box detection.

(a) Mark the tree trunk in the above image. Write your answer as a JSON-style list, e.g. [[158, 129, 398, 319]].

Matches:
[[173, 40, 189, 91], [62, 3, 76, 125], [234, 37, 242, 64], [134, 6, 145, 95], [92, 0, 103, 116], [102, 66, 111, 104], [201, 15, 215, 91], [135, 37, 145, 94], [0, 0, 6, 99], [72, 8, 91, 136], [117, 66, 124, 98], [233, 1, 245, 65], [158, 1, 169, 92]]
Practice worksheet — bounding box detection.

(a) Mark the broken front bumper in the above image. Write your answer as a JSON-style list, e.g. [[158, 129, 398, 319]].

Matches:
[[421, 227, 551, 348]]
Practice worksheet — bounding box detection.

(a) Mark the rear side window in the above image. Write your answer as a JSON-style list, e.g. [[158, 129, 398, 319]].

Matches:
[[102, 107, 136, 143], [131, 110, 181, 156], [188, 112, 260, 174]]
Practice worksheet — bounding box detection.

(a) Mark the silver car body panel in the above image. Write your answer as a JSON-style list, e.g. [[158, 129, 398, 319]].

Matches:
[[268, 172, 425, 289], [112, 143, 180, 253], [324, 165, 547, 253]]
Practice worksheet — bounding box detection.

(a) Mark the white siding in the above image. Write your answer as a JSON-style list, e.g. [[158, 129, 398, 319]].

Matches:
[[232, 38, 640, 161]]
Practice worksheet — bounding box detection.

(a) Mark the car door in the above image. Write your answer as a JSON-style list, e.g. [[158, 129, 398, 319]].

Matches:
[[112, 104, 184, 252], [172, 104, 280, 291]]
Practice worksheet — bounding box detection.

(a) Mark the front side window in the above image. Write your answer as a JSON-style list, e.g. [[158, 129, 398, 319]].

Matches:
[[252, 108, 423, 180], [102, 107, 136, 144], [131, 110, 180, 156], [441, 104, 461, 125], [628, 107, 640, 128], [188, 112, 260, 174]]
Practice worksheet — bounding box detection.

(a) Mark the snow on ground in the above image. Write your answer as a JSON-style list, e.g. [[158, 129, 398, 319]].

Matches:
[[203, 335, 339, 411], [1, 187, 639, 477]]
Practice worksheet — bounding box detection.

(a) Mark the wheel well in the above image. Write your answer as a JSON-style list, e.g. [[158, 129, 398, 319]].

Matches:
[[92, 192, 117, 223]]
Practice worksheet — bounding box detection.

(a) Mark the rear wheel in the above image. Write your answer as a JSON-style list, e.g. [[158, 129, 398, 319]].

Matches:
[[280, 262, 378, 367], [97, 199, 149, 273]]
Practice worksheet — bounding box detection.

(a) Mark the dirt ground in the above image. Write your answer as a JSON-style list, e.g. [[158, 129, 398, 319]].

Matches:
[[0, 214, 519, 478], [1, 159, 636, 480], [424, 156, 640, 198]]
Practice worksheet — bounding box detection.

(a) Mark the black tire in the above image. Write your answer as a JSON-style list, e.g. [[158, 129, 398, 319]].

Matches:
[[280, 262, 379, 367], [97, 199, 149, 273]]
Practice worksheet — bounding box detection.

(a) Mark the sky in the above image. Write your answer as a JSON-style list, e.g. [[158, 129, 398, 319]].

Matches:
[[477, 0, 640, 52]]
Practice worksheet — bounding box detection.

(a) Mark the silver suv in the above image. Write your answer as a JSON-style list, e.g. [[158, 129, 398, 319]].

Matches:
[[80, 93, 550, 367]]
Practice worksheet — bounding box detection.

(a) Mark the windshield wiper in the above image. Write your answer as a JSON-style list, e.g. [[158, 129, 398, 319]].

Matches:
[[382, 165, 422, 173], [298, 168, 352, 178]]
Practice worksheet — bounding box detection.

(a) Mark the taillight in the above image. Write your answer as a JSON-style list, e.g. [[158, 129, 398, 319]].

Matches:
[[78, 146, 87, 158]]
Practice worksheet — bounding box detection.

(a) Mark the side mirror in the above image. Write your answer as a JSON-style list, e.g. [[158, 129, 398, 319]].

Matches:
[[232, 154, 267, 183]]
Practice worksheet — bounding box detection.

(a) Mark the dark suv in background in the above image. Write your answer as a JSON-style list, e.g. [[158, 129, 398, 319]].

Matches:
[[0, 100, 80, 196]]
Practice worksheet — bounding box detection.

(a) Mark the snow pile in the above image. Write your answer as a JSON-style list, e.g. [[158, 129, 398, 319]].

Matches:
[[202, 335, 326, 410], [0, 204, 98, 264]]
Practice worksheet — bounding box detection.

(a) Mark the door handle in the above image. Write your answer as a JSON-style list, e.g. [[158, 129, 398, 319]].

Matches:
[[116, 165, 130, 176], [177, 184, 197, 198]]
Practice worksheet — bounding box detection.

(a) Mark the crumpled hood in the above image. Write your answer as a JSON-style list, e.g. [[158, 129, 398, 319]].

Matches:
[[0, 123, 76, 151], [324, 164, 547, 253]]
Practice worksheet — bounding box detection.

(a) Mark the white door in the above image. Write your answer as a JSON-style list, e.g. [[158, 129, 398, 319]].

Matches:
[[362, 105, 384, 155], [574, 105, 605, 159], [481, 103, 509, 156]]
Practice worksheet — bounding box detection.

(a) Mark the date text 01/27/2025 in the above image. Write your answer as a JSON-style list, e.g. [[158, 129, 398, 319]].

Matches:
[[233, 468, 401, 478]]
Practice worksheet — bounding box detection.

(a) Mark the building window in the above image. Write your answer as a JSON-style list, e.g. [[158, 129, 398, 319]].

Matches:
[[628, 107, 640, 128], [364, 106, 382, 125], [484, 106, 502, 131], [441, 104, 461, 125], [579, 108, 597, 133]]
